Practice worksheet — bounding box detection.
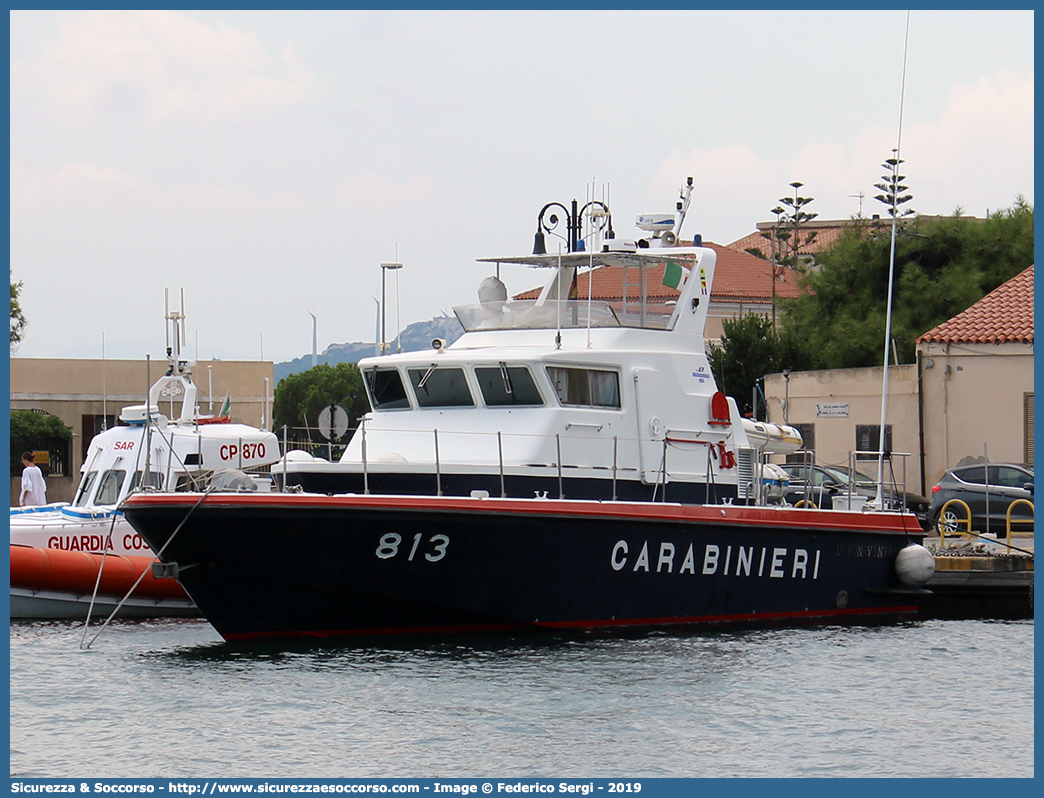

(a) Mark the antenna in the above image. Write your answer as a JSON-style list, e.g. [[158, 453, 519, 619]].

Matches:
[[101, 332, 107, 431], [372, 297, 380, 357], [874, 11, 911, 510], [309, 311, 318, 369], [850, 191, 865, 218], [675, 176, 694, 240]]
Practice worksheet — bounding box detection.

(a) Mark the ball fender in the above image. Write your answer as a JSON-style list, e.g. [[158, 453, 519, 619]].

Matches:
[[895, 543, 936, 586]]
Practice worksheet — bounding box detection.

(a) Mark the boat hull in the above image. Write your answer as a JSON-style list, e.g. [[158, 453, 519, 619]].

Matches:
[[123, 493, 927, 641], [9, 544, 198, 620]]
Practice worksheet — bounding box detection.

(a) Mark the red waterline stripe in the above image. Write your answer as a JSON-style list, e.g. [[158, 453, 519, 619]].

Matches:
[[223, 621, 527, 641], [539, 604, 918, 629], [126, 492, 922, 534], [219, 605, 918, 641]]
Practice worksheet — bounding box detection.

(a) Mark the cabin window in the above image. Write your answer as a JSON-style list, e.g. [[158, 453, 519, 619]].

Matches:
[[94, 469, 127, 505], [72, 471, 98, 507], [475, 365, 544, 407], [129, 470, 165, 492], [365, 368, 411, 410], [175, 474, 204, 492], [546, 367, 621, 409], [407, 366, 474, 408]]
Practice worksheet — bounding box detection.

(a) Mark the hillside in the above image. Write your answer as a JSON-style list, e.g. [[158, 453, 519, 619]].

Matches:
[[273, 314, 464, 383]]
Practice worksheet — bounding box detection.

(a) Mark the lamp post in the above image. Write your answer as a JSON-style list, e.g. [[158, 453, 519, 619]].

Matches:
[[532, 199, 614, 255], [380, 262, 403, 355]]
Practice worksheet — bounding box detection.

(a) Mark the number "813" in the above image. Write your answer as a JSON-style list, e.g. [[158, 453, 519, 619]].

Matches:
[[376, 532, 450, 562]]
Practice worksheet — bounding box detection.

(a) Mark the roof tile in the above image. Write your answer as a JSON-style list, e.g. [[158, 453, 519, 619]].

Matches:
[[916, 265, 1034, 344], [513, 242, 806, 303]]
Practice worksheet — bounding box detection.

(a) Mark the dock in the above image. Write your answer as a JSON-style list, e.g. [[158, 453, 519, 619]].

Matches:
[[918, 537, 1034, 620]]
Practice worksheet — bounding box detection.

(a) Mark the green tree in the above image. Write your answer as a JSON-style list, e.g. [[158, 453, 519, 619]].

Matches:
[[273, 363, 369, 438], [11, 272, 26, 352], [772, 181, 819, 270], [874, 153, 915, 219], [753, 182, 818, 326], [707, 313, 815, 417], [780, 199, 1033, 370], [10, 410, 73, 473], [10, 410, 73, 440]]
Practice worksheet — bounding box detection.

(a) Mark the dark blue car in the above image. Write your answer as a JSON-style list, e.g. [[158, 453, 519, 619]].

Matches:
[[928, 462, 1034, 535]]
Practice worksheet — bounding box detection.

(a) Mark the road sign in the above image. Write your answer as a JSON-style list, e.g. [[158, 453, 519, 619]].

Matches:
[[317, 405, 349, 440]]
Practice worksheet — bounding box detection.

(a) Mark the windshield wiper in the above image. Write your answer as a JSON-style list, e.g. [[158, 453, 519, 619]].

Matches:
[[417, 363, 438, 389], [499, 362, 513, 396]]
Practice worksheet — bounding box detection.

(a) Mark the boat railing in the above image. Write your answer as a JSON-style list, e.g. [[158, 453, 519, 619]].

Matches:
[[850, 449, 913, 513], [277, 422, 815, 504], [453, 298, 674, 333], [785, 449, 915, 512], [357, 425, 644, 501]]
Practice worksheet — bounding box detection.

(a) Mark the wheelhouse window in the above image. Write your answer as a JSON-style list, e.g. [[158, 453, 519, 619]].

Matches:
[[129, 470, 165, 492], [364, 368, 411, 410], [94, 469, 127, 505], [407, 366, 474, 408], [72, 471, 98, 507], [475, 365, 544, 407], [546, 367, 621, 409]]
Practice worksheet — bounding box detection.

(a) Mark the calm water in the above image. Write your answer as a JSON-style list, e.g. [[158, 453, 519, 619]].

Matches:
[[9, 617, 1033, 779]]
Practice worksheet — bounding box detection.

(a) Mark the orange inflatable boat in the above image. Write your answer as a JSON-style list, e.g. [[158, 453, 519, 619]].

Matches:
[[10, 544, 198, 619]]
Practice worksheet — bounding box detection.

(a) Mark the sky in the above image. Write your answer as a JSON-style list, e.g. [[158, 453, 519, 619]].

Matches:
[[9, 9, 1034, 365]]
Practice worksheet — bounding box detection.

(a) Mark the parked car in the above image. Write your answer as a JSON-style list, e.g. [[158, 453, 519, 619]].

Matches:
[[928, 462, 1034, 536], [779, 462, 931, 525]]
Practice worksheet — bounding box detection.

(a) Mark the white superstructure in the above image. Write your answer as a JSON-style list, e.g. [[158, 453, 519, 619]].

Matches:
[[284, 187, 801, 504]]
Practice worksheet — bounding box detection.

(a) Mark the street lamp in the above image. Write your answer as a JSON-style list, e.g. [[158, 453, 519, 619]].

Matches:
[[380, 262, 403, 355], [532, 199, 614, 255]]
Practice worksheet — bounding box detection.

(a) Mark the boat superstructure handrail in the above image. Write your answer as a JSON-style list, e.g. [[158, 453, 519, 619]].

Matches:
[[786, 448, 916, 512], [476, 248, 706, 336], [452, 298, 682, 333], [283, 421, 811, 506]]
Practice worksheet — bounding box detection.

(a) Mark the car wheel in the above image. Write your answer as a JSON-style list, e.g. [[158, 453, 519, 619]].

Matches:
[[935, 507, 964, 535]]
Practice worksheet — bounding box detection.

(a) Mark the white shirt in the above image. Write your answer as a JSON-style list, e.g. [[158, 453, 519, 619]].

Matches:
[[20, 464, 47, 506]]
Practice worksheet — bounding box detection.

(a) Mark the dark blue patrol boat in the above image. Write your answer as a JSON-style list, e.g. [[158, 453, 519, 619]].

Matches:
[[123, 184, 935, 640]]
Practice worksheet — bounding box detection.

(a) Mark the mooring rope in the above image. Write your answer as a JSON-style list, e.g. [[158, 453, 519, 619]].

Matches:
[[80, 487, 215, 650]]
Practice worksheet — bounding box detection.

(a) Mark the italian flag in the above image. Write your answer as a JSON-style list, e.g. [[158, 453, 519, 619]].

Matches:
[[662, 261, 689, 289]]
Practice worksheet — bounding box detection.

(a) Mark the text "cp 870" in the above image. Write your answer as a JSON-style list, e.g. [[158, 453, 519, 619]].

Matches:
[[220, 442, 267, 460]]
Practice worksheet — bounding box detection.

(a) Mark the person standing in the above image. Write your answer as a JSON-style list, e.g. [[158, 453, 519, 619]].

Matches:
[[19, 452, 47, 507]]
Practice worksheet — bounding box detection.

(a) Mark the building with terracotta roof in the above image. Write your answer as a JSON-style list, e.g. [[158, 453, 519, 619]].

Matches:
[[761, 265, 1033, 496], [916, 265, 1034, 479], [728, 219, 851, 261], [728, 216, 985, 263], [513, 242, 806, 340]]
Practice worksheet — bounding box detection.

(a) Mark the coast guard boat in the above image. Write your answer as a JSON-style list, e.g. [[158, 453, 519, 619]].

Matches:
[[123, 183, 935, 640], [10, 296, 280, 619]]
